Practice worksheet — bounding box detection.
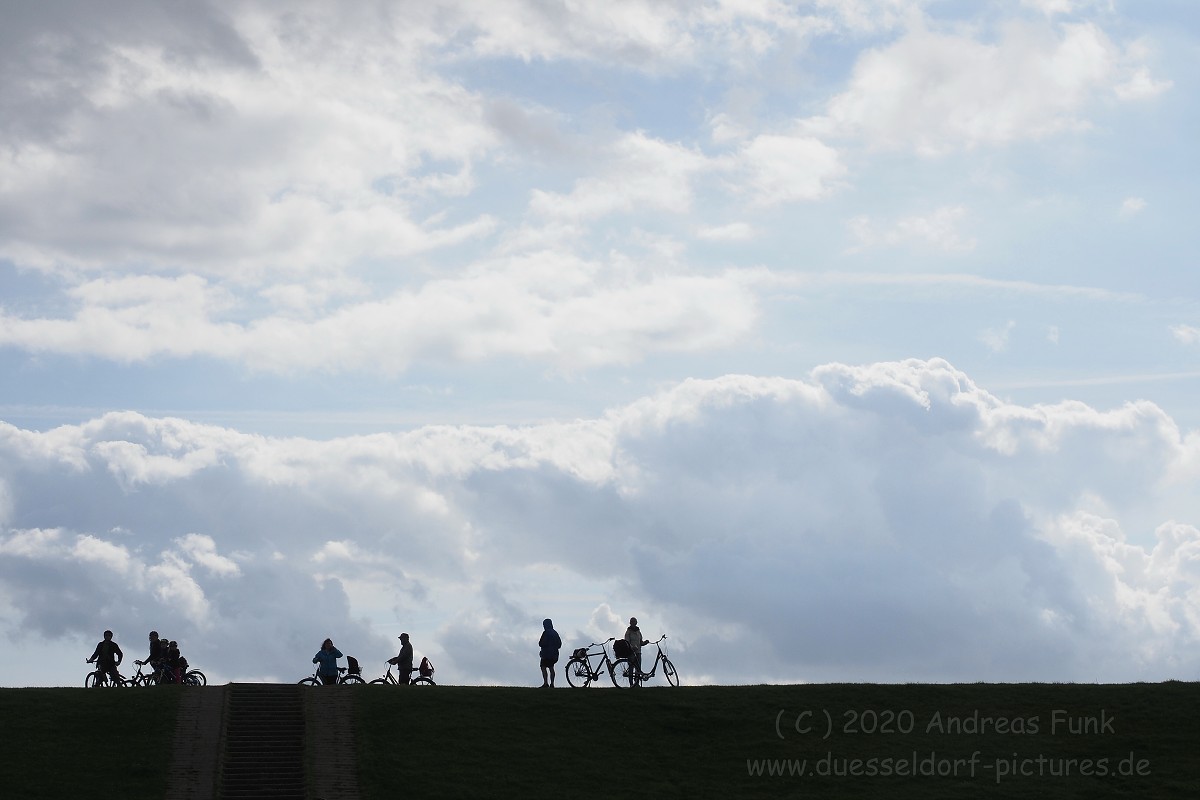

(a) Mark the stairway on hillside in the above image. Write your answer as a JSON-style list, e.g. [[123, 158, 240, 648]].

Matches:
[[220, 684, 307, 799]]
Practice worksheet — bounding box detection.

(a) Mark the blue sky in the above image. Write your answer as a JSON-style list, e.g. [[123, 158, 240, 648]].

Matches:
[[2, 0, 1199, 687]]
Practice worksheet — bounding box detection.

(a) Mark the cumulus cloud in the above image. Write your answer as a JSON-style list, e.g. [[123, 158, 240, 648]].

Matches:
[[2, 359, 1198, 686], [804, 20, 1165, 155]]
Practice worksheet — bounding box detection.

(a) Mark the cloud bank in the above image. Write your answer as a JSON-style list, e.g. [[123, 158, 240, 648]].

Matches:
[[2, 359, 1196, 686]]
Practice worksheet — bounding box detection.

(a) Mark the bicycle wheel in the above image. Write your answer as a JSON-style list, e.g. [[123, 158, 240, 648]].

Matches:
[[609, 659, 634, 688], [564, 657, 591, 688], [298, 677, 321, 687], [410, 676, 435, 686], [368, 678, 389, 685], [184, 670, 207, 686], [662, 657, 679, 687], [84, 671, 100, 688], [340, 674, 366, 685]]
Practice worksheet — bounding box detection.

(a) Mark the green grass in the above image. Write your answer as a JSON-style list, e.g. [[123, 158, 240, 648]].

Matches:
[[0, 687, 179, 799], [355, 682, 1200, 799], [2, 682, 1197, 799]]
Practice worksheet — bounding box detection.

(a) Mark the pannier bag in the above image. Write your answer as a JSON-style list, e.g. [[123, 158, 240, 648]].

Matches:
[[419, 656, 435, 678], [613, 639, 632, 658], [346, 655, 361, 675], [572, 647, 588, 659]]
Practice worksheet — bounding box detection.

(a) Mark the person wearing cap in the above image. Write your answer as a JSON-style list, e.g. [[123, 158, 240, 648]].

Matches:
[[624, 617, 649, 687], [387, 632, 414, 684]]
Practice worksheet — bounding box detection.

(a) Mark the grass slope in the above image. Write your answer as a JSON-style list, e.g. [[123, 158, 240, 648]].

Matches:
[[1, 682, 1196, 799], [0, 687, 179, 799], [356, 682, 1200, 799]]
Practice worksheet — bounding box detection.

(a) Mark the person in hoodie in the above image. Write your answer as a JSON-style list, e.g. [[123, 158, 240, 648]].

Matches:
[[538, 618, 563, 688], [313, 638, 343, 685]]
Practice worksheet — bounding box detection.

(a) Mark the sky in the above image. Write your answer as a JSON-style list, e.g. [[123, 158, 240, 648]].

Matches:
[[1, 0, 1198, 687]]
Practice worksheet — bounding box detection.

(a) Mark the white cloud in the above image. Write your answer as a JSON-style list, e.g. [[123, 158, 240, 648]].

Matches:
[[806, 21, 1136, 155], [1114, 66, 1173, 101], [1120, 196, 1147, 217], [0, 253, 759, 372], [847, 205, 976, 253], [1172, 325, 1200, 345], [695, 222, 756, 241], [1020, 0, 1076, 15], [731, 133, 845, 205], [529, 132, 708, 221], [2, 359, 1198, 685]]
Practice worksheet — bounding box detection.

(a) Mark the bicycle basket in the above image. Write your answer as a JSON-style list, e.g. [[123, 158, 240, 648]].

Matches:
[[346, 656, 361, 675]]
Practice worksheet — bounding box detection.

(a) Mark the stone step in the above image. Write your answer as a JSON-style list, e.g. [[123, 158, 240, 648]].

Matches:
[[219, 684, 306, 800]]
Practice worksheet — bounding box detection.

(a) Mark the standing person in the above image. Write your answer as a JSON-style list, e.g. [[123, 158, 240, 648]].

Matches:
[[86, 630, 124, 685], [313, 638, 343, 685], [624, 617, 648, 687], [167, 640, 183, 684], [387, 633, 413, 685], [136, 630, 165, 681], [538, 618, 562, 688]]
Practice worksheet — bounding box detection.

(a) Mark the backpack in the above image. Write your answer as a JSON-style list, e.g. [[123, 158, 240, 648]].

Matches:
[[346, 655, 360, 675], [613, 639, 631, 659], [419, 656, 434, 678]]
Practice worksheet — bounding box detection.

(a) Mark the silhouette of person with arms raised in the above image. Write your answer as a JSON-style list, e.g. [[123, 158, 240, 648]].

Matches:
[[538, 618, 562, 688], [624, 617, 648, 687], [86, 629, 124, 685], [313, 638, 343, 685], [388, 632, 414, 684]]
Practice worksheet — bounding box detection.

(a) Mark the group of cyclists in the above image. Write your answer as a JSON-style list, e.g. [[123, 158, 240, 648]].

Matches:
[[85, 629, 195, 686]]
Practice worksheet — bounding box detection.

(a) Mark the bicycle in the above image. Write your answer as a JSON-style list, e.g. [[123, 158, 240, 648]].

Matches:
[[563, 638, 625, 688], [127, 660, 160, 687], [299, 665, 365, 686], [369, 662, 436, 686], [133, 659, 206, 686], [84, 660, 126, 688], [610, 635, 678, 687]]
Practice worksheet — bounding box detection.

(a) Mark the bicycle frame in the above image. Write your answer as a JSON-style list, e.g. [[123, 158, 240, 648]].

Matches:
[[613, 635, 679, 687], [565, 638, 621, 687], [370, 663, 435, 686]]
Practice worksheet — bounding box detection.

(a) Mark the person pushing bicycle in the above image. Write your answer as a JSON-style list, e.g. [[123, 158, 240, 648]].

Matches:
[[624, 617, 649, 687], [387, 633, 414, 685]]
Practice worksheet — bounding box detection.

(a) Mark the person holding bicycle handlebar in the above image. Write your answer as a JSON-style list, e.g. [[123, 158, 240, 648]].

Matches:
[[624, 617, 649, 687], [387, 632, 413, 685], [86, 629, 124, 685]]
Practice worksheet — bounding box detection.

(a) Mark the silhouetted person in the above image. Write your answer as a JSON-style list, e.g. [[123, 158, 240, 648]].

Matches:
[[313, 638, 343, 685], [624, 617, 648, 687], [146, 630, 165, 665], [167, 640, 183, 683], [86, 630, 123, 685], [538, 618, 562, 688], [387, 633, 413, 684]]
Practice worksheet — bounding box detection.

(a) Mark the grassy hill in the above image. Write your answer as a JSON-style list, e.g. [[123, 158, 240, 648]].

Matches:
[[3, 682, 1198, 798]]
